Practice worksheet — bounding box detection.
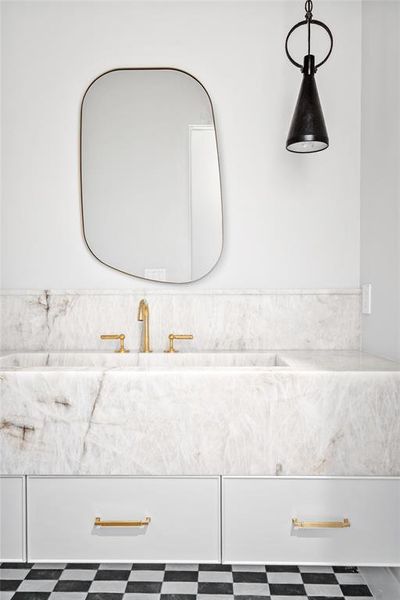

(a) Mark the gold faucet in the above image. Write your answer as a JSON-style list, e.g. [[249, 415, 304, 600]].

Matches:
[[100, 333, 129, 353], [165, 333, 194, 353], [137, 299, 151, 353]]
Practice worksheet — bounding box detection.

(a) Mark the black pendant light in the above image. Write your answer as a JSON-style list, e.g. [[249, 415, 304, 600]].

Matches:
[[285, 0, 333, 153]]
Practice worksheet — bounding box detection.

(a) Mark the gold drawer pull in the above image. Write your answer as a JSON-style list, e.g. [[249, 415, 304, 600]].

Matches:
[[94, 516, 151, 527], [292, 517, 350, 529]]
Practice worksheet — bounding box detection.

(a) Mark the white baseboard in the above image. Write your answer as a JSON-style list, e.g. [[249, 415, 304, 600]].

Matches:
[[360, 567, 400, 600]]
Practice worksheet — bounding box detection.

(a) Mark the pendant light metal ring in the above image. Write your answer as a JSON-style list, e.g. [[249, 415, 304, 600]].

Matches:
[[305, 0, 313, 14], [285, 19, 333, 70]]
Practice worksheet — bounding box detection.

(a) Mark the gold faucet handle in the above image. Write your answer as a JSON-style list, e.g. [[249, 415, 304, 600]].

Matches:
[[165, 333, 194, 353], [100, 333, 129, 353]]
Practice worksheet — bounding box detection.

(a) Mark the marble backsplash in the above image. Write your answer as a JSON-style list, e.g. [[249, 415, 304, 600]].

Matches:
[[0, 289, 361, 352]]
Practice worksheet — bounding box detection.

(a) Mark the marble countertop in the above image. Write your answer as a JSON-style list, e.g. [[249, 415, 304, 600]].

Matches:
[[1, 350, 399, 477], [277, 350, 400, 371], [0, 350, 399, 372]]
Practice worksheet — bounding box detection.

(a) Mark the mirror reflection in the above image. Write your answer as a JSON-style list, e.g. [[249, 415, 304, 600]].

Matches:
[[80, 68, 223, 283]]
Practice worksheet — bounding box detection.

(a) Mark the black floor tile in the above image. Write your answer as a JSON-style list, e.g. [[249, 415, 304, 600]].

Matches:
[[198, 582, 234, 594], [132, 563, 166, 570], [233, 572, 268, 583], [301, 573, 338, 585], [332, 566, 358, 573], [65, 562, 100, 569], [269, 583, 306, 596], [26, 569, 63, 580], [161, 595, 197, 600], [86, 594, 124, 600], [0, 562, 33, 569], [12, 594, 50, 600], [340, 583, 373, 596], [265, 565, 300, 573], [0, 579, 21, 591], [164, 570, 198, 582], [94, 569, 130, 580], [54, 579, 92, 592], [234, 596, 271, 600], [199, 564, 232, 571], [308, 597, 344, 600], [126, 581, 163, 593]]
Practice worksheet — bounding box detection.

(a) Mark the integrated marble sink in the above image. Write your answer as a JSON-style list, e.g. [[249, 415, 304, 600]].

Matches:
[[0, 351, 289, 369], [1, 349, 399, 477]]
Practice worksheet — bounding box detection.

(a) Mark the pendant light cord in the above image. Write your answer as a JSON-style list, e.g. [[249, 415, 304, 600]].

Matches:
[[285, 0, 332, 71], [305, 0, 313, 56]]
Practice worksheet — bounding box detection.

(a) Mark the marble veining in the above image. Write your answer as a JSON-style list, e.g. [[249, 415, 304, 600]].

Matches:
[[1, 350, 399, 477], [0, 289, 361, 352]]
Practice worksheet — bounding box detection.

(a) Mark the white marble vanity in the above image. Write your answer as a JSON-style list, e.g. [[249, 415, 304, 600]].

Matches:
[[1, 350, 399, 476], [1, 290, 399, 566]]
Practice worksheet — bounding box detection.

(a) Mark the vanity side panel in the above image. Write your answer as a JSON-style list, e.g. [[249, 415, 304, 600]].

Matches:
[[0, 475, 26, 562]]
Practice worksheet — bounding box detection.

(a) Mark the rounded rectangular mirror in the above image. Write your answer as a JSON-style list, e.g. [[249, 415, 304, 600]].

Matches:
[[80, 68, 223, 283]]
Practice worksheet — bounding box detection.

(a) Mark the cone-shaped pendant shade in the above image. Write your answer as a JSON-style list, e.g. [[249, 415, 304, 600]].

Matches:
[[286, 56, 329, 153]]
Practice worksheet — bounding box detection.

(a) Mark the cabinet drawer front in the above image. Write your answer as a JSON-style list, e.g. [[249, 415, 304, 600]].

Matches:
[[0, 476, 26, 562], [28, 476, 220, 562], [223, 477, 400, 566]]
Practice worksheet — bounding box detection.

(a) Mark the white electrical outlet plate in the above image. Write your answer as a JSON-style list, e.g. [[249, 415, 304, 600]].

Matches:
[[362, 283, 372, 314], [144, 268, 167, 281]]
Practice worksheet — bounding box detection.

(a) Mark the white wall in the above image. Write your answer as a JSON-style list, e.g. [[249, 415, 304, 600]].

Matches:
[[360, 0, 400, 361], [1, 0, 362, 290]]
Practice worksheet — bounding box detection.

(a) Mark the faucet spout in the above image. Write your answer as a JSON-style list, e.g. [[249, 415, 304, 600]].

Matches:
[[137, 299, 151, 353]]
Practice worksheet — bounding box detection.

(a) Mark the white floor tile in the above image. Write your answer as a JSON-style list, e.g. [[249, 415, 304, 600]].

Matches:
[[0, 569, 30, 579], [343, 597, 374, 600], [98, 562, 133, 570], [233, 582, 270, 595], [17, 579, 57, 592], [32, 563, 67, 569], [199, 571, 233, 583], [299, 565, 335, 573], [232, 565, 266, 572], [89, 579, 127, 593], [335, 572, 365, 585], [129, 570, 165, 581], [161, 581, 198, 594], [267, 572, 303, 584], [48, 593, 87, 600], [59, 569, 96, 580], [304, 582, 343, 596]]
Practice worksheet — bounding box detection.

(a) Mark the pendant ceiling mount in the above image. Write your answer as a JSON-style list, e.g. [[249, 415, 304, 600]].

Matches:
[[285, 0, 333, 154]]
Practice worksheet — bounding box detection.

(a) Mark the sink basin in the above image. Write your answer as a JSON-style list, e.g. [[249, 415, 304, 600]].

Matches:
[[0, 351, 289, 369], [139, 351, 288, 368]]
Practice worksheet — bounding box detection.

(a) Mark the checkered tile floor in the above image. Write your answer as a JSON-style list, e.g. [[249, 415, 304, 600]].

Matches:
[[0, 563, 373, 600]]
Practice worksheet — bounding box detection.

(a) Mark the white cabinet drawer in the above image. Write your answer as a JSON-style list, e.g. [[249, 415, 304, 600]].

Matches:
[[223, 477, 400, 566], [27, 476, 220, 562], [0, 476, 26, 562]]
